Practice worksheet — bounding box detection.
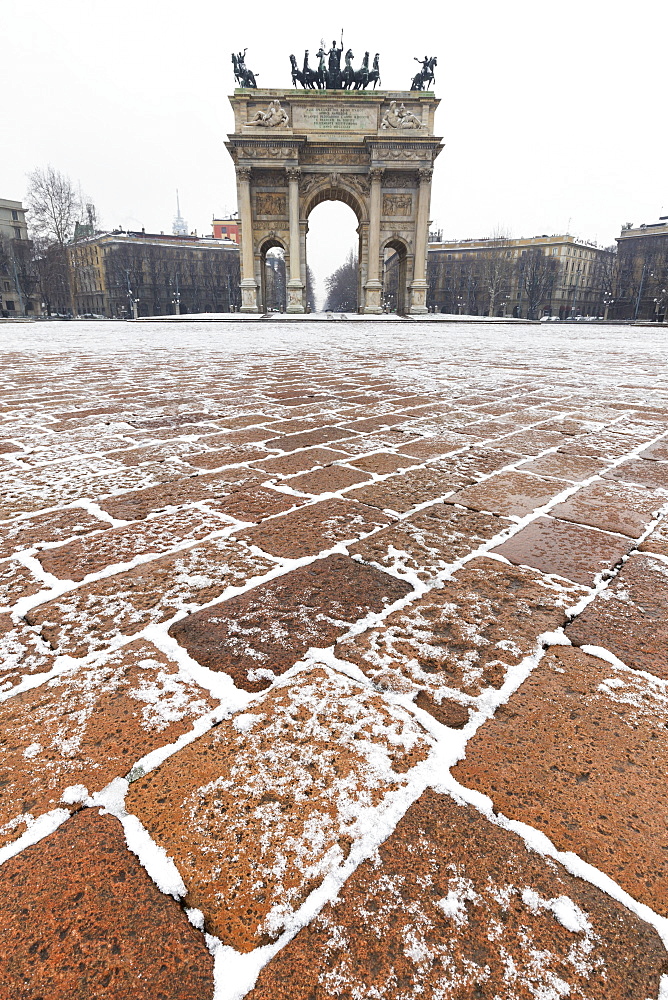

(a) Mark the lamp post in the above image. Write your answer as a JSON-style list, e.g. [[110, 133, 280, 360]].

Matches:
[[654, 288, 667, 324], [603, 293, 613, 321], [171, 271, 181, 316], [126, 270, 139, 320]]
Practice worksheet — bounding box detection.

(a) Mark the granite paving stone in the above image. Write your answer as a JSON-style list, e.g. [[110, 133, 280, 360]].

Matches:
[[37, 509, 229, 581], [500, 427, 570, 455], [0, 557, 46, 607], [246, 789, 667, 1000], [0, 508, 110, 560], [558, 429, 649, 460], [491, 515, 633, 585], [252, 445, 349, 476], [346, 465, 471, 514], [639, 438, 668, 461], [283, 462, 371, 494], [566, 552, 668, 675], [603, 456, 668, 491], [26, 537, 275, 657], [204, 485, 305, 522], [0, 613, 54, 695], [349, 503, 506, 581], [550, 480, 666, 537], [169, 553, 411, 691], [336, 557, 586, 716], [518, 451, 608, 482], [449, 469, 569, 517], [99, 467, 262, 520], [641, 517, 668, 558], [345, 450, 420, 474], [125, 665, 431, 950], [0, 639, 217, 847], [238, 497, 393, 558], [0, 809, 214, 999], [263, 426, 356, 451], [453, 645, 668, 914]]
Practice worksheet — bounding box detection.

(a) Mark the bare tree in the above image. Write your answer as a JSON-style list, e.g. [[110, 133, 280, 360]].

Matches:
[[26, 166, 81, 246], [324, 249, 358, 312], [519, 247, 559, 319], [479, 229, 513, 316]]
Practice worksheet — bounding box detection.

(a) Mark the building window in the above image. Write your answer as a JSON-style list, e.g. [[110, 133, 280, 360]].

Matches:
[[6, 301, 15, 311], [3, 281, 9, 291], [11, 210, 18, 221], [13, 227, 21, 239]]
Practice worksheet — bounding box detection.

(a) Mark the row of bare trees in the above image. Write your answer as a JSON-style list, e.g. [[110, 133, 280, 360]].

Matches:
[[323, 249, 358, 312]]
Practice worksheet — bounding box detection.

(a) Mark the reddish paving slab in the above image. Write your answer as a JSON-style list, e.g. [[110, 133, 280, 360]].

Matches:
[[204, 485, 304, 522], [449, 470, 569, 517], [349, 504, 506, 581], [639, 438, 668, 461], [125, 665, 430, 951], [180, 446, 267, 469], [566, 552, 668, 676], [252, 446, 348, 477], [550, 480, 665, 537], [0, 507, 110, 559], [238, 497, 393, 558], [0, 809, 213, 999], [0, 557, 45, 607], [603, 456, 668, 491], [641, 517, 668, 558], [0, 613, 54, 695], [37, 509, 228, 581], [453, 645, 668, 915], [247, 789, 667, 1000], [336, 557, 586, 714], [263, 426, 356, 451], [491, 515, 632, 585], [0, 639, 217, 847], [26, 538, 274, 657], [501, 427, 569, 455], [99, 467, 262, 520], [347, 465, 470, 514], [399, 433, 470, 459], [284, 463, 371, 494], [169, 554, 411, 691], [518, 452, 607, 482], [346, 450, 419, 474], [558, 429, 649, 460]]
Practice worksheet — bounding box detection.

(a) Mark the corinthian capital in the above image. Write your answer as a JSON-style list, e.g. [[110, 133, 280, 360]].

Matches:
[[418, 167, 434, 182], [237, 166, 252, 181], [369, 166, 385, 182], [286, 166, 301, 181]]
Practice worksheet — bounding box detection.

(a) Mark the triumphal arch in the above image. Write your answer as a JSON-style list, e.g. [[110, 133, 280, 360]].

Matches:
[[226, 88, 442, 314]]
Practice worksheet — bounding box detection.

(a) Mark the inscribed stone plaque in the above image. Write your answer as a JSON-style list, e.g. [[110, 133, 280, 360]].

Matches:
[[291, 105, 378, 132], [383, 194, 413, 216], [256, 193, 287, 216]]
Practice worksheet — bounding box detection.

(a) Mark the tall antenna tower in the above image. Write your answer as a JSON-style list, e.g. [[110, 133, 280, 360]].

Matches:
[[172, 190, 188, 236]]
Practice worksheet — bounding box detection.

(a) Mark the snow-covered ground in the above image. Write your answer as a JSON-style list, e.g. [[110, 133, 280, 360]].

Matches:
[[1, 319, 667, 1000]]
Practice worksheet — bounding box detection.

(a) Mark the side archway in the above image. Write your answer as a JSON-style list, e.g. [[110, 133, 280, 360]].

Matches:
[[257, 234, 287, 313], [382, 236, 411, 315]]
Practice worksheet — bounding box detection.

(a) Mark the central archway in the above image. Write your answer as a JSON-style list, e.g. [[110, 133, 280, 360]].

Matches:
[[305, 196, 362, 311]]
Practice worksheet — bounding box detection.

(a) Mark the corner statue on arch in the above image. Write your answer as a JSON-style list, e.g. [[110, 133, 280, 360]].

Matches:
[[226, 45, 442, 314]]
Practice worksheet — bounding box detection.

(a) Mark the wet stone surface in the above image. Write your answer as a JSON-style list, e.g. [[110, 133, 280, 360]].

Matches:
[[491, 514, 633, 585], [453, 645, 668, 915], [246, 788, 667, 1000], [550, 479, 666, 537], [169, 554, 411, 691], [125, 665, 431, 951], [0, 809, 214, 999], [566, 552, 668, 676], [449, 470, 569, 517]]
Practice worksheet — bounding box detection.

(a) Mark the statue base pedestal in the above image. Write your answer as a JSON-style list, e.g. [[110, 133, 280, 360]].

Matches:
[[240, 279, 260, 313], [286, 279, 305, 314], [363, 280, 383, 314], [409, 280, 428, 315]]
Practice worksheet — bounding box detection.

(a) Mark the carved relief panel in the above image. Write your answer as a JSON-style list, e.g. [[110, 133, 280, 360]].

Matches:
[[255, 193, 287, 216], [382, 194, 413, 217]]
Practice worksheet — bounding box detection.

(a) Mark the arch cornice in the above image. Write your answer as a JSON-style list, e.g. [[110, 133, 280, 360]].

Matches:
[[301, 177, 369, 225]]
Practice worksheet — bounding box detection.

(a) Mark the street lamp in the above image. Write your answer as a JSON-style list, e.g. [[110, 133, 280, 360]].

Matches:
[[634, 264, 653, 321], [171, 271, 181, 316]]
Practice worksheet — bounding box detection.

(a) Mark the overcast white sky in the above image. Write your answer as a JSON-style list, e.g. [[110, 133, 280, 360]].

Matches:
[[4, 0, 667, 302]]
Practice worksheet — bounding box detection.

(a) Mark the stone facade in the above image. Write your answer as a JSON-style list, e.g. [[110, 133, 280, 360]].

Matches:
[[226, 90, 442, 314]]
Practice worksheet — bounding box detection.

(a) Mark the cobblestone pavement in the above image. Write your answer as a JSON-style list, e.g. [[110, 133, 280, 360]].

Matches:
[[1, 319, 668, 999]]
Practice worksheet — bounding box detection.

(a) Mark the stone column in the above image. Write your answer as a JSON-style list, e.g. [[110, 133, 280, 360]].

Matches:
[[237, 166, 259, 313], [286, 166, 305, 313], [363, 166, 384, 314], [409, 167, 433, 315]]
